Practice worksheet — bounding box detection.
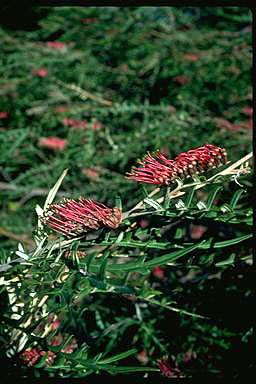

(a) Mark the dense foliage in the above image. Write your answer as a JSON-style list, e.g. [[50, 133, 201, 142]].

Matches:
[[0, 6, 253, 379]]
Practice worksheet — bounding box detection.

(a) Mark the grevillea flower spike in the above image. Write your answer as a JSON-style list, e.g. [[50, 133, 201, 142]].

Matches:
[[126, 151, 175, 186], [42, 197, 122, 236], [126, 144, 227, 186]]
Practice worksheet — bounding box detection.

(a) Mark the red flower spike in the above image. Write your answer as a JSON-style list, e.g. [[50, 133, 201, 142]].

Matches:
[[157, 357, 183, 378], [39, 350, 56, 366], [126, 151, 175, 186], [38, 137, 66, 151], [127, 144, 227, 186], [43, 198, 122, 236], [20, 348, 41, 367]]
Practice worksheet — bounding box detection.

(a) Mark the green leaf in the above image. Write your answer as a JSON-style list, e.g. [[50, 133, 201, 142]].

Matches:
[[198, 233, 252, 249], [98, 251, 110, 281], [102, 241, 204, 272], [185, 188, 195, 208], [215, 253, 235, 267], [89, 277, 107, 290], [197, 201, 207, 210], [175, 227, 183, 239], [115, 195, 122, 210], [230, 189, 245, 208], [43, 168, 68, 211], [98, 348, 137, 364], [86, 253, 98, 273], [206, 185, 223, 209]]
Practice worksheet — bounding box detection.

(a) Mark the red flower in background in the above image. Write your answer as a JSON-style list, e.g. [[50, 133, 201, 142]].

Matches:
[[42, 197, 123, 236], [38, 137, 67, 151], [92, 120, 102, 130], [20, 348, 41, 367], [183, 53, 200, 61], [47, 41, 65, 49], [215, 117, 252, 132], [50, 319, 61, 330], [39, 351, 56, 366], [81, 18, 97, 23], [157, 357, 183, 378], [63, 118, 87, 129], [183, 350, 197, 363], [54, 106, 69, 113], [33, 68, 48, 77], [173, 75, 189, 85], [241, 107, 253, 116], [136, 350, 149, 365], [48, 333, 78, 353], [139, 219, 149, 228], [0, 112, 8, 119], [152, 266, 165, 280], [20, 348, 56, 367], [189, 224, 207, 239], [82, 167, 101, 181]]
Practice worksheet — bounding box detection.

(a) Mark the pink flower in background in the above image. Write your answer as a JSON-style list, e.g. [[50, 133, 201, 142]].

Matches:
[[82, 167, 100, 181], [50, 319, 61, 330], [48, 334, 78, 354], [215, 117, 252, 131], [38, 137, 67, 150], [241, 107, 253, 116], [183, 53, 200, 61], [183, 350, 197, 363], [81, 18, 97, 23], [39, 351, 56, 366], [54, 106, 69, 113], [42, 197, 123, 236], [239, 119, 252, 129], [20, 348, 41, 367], [173, 75, 189, 85], [157, 357, 183, 378], [47, 41, 65, 49], [136, 350, 149, 364], [152, 266, 165, 280], [92, 120, 102, 130], [139, 219, 149, 228], [20, 348, 56, 367], [63, 118, 87, 129], [189, 224, 207, 239], [0, 112, 8, 119], [33, 68, 48, 77]]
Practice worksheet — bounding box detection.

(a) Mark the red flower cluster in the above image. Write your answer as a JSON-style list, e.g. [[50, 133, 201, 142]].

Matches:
[[157, 357, 182, 378], [63, 118, 87, 129], [33, 68, 48, 77], [126, 144, 227, 186], [20, 348, 56, 367], [38, 136, 67, 151], [173, 75, 189, 85], [152, 266, 165, 280], [43, 197, 123, 236], [47, 41, 65, 49], [81, 18, 97, 23], [48, 334, 78, 353], [54, 106, 69, 113], [0, 112, 8, 119]]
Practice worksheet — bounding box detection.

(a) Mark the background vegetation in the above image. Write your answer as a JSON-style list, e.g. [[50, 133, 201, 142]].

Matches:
[[0, 6, 253, 379]]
